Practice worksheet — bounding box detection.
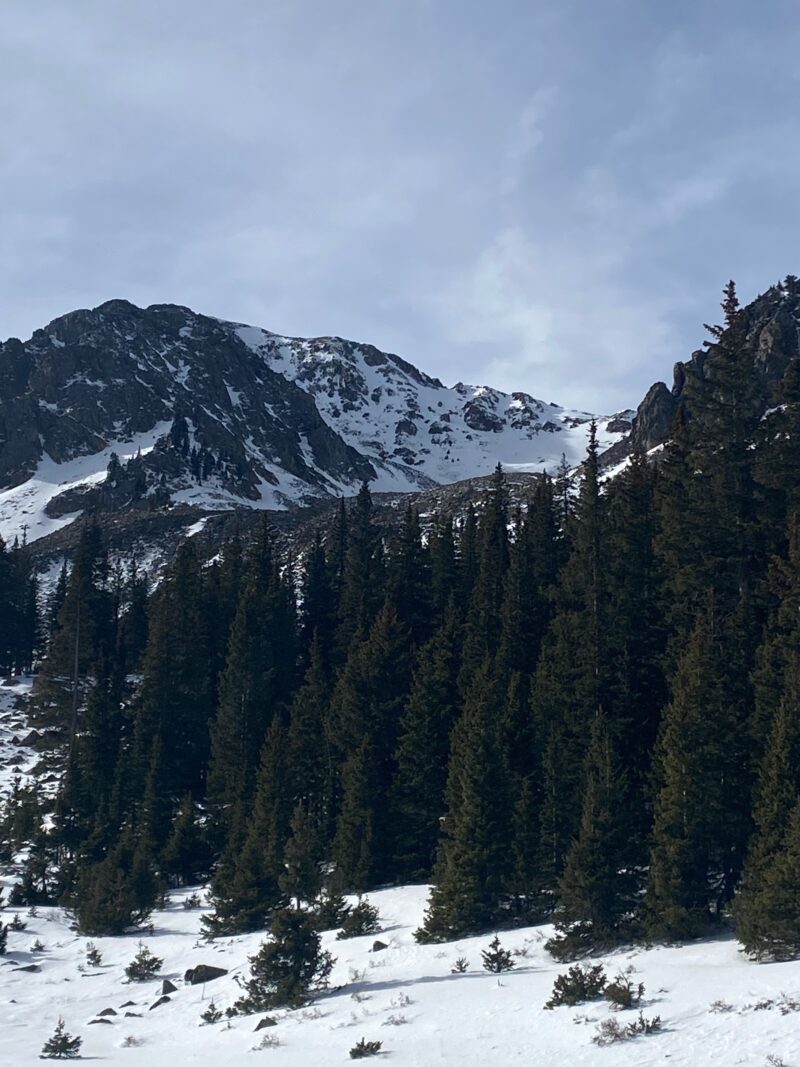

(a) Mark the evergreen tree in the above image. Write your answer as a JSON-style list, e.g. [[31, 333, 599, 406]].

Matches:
[[133, 541, 212, 797], [235, 907, 335, 1012], [417, 661, 512, 941], [548, 712, 634, 959], [280, 804, 323, 908], [736, 797, 800, 961], [646, 595, 748, 939], [390, 603, 462, 881], [40, 1018, 82, 1060], [204, 719, 290, 935]]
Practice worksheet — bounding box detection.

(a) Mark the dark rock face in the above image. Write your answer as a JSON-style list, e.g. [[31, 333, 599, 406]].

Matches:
[[149, 995, 171, 1010], [184, 964, 228, 985], [0, 300, 375, 506], [604, 280, 800, 466], [254, 1017, 278, 1031], [161, 979, 178, 994]]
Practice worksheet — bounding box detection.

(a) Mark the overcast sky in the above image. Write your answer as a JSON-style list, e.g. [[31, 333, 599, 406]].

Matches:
[[2, 1, 800, 411]]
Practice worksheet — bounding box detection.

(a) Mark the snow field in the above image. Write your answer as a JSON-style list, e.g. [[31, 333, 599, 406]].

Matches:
[[1, 882, 799, 1065]]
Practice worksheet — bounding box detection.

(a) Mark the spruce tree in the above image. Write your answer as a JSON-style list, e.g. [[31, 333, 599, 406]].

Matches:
[[204, 718, 290, 935], [736, 797, 800, 961], [235, 907, 335, 1012], [416, 660, 512, 941], [547, 712, 634, 959], [390, 603, 462, 881], [40, 1018, 82, 1059], [646, 594, 748, 939]]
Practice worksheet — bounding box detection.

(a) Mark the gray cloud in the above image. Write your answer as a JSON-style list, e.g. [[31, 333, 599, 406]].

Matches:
[[2, 0, 800, 412]]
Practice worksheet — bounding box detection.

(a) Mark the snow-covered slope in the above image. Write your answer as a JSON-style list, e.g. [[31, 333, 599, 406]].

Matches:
[[1, 882, 798, 1066], [0, 301, 631, 543], [232, 322, 628, 487]]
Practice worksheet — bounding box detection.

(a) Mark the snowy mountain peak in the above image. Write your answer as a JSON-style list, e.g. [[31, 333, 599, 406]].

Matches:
[[0, 301, 627, 544]]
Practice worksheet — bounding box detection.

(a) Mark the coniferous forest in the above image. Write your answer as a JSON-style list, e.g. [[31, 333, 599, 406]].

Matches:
[[5, 284, 800, 965]]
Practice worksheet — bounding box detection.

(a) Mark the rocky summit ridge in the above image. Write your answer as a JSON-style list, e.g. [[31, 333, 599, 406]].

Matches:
[[0, 299, 626, 545]]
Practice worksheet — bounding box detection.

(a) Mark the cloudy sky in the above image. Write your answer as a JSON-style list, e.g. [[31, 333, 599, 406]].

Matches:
[[2, 1, 800, 411]]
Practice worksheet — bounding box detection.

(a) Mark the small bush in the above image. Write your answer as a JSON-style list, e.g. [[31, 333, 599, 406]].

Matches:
[[337, 899, 380, 940], [40, 1018, 82, 1059], [451, 957, 469, 974], [31, 938, 46, 953], [183, 893, 203, 910], [200, 1000, 223, 1025], [124, 943, 163, 982], [383, 1014, 407, 1026], [481, 935, 515, 974], [350, 1038, 382, 1058], [546, 963, 607, 1008], [253, 1033, 281, 1049], [9, 914, 26, 931], [593, 1011, 661, 1046], [604, 972, 644, 1009], [592, 1017, 626, 1046], [85, 943, 103, 967], [122, 1035, 143, 1047]]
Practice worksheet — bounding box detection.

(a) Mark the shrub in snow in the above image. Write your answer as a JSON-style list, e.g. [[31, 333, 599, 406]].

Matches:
[[31, 938, 46, 953], [337, 899, 380, 940], [546, 963, 607, 1008], [253, 1034, 281, 1049], [450, 957, 469, 974], [85, 943, 102, 967], [349, 1038, 383, 1058], [200, 1000, 223, 1025], [593, 1011, 662, 1046], [604, 971, 644, 1009], [40, 1018, 82, 1059], [481, 935, 515, 973], [124, 943, 163, 982]]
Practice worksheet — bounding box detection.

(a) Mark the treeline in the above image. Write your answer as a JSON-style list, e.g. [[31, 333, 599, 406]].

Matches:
[[5, 282, 800, 962], [0, 532, 38, 675]]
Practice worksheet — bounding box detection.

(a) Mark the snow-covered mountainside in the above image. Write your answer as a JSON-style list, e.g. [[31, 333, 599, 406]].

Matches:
[[1, 880, 799, 1066], [0, 300, 630, 543]]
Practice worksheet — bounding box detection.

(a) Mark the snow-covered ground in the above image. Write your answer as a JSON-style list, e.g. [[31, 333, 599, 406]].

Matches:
[[1, 881, 798, 1066]]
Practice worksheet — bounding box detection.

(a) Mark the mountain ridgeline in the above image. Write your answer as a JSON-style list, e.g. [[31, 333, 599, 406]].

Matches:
[[4, 279, 800, 969], [0, 298, 626, 550]]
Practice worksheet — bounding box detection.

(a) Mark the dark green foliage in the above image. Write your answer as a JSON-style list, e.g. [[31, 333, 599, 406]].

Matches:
[[312, 888, 350, 932], [736, 797, 800, 961], [480, 935, 514, 973], [646, 595, 748, 940], [604, 972, 645, 1009], [416, 661, 511, 941], [40, 1018, 82, 1059], [349, 1039, 383, 1059], [235, 907, 334, 1013], [547, 712, 635, 959], [161, 795, 212, 886], [390, 604, 462, 882], [200, 1000, 223, 1025], [203, 718, 290, 936], [545, 963, 607, 1008], [336, 898, 380, 940], [72, 835, 156, 936], [124, 943, 163, 982], [280, 805, 323, 908], [85, 943, 102, 967]]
